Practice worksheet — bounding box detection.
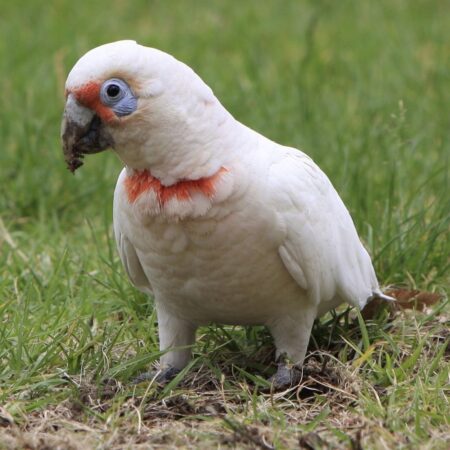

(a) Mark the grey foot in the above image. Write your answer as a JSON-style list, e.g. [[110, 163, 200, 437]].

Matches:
[[269, 363, 302, 390], [132, 366, 180, 385]]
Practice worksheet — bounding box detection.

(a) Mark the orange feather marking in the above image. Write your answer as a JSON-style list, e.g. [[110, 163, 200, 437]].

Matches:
[[73, 82, 116, 123], [124, 167, 228, 205]]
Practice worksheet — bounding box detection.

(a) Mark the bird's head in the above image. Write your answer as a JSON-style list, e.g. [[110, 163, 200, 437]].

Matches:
[[62, 40, 230, 183]]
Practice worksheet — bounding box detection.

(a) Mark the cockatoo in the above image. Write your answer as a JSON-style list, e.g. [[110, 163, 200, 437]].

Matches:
[[61, 40, 391, 387]]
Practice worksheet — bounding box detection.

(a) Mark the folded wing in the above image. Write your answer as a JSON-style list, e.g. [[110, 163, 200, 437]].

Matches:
[[270, 148, 381, 310], [113, 172, 153, 296]]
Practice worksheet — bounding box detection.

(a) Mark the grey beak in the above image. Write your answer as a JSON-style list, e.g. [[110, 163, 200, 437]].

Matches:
[[61, 95, 112, 172]]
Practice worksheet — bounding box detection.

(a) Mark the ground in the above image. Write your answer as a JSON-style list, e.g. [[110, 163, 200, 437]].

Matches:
[[0, 1, 449, 449]]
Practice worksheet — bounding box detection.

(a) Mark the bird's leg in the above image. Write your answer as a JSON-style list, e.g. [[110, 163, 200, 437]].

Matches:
[[133, 304, 197, 385], [268, 307, 316, 390], [157, 303, 197, 370]]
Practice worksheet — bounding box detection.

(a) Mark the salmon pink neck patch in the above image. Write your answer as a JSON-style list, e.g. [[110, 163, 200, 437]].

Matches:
[[124, 167, 228, 205]]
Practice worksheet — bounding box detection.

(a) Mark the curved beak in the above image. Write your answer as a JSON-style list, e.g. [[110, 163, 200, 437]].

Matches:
[[61, 95, 113, 172]]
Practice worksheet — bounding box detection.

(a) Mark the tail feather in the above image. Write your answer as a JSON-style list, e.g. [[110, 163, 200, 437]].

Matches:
[[369, 290, 395, 302]]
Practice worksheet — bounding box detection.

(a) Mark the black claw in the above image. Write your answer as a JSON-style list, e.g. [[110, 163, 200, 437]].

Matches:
[[132, 366, 180, 385]]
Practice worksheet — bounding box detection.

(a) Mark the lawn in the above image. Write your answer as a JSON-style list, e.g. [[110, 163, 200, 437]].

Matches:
[[0, 0, 449, 448]]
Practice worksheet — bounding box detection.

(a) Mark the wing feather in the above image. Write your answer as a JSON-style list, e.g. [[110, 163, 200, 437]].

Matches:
[[113, 170, 153, 296], [270, 148, 380, 309]]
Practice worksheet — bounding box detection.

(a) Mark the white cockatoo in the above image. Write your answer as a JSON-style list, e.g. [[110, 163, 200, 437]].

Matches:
[[61, 41, 391, 387]]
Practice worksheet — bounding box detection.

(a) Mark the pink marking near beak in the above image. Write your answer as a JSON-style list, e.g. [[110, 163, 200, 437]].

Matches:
[[72, 82, 116, 123]]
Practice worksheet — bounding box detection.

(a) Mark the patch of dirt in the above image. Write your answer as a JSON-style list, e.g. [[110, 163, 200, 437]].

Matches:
[[0, 422, 96, 450], [142, 393, 226, 422]]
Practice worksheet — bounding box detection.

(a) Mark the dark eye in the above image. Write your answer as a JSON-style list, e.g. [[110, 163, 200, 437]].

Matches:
[[100, 78, 136, 115], [106, 84, 121, 98]]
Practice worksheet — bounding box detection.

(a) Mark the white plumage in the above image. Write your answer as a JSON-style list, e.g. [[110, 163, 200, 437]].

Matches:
[[62, 41, 389, 383]]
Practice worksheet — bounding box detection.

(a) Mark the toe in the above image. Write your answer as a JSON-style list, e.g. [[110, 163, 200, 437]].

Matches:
[[132, 366, 180, 385], [270, 364, 302, 390]]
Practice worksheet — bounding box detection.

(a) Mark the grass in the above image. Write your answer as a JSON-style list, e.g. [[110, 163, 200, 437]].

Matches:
[[0, 0, 449, 448]]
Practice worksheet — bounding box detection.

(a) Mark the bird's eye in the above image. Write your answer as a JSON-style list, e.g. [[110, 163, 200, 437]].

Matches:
[[106, 84, 121, 98], [100, 78, 137, 116], [100, 78, 129, 105]]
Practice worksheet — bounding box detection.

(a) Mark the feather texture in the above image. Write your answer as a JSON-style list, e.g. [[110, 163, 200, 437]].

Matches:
[[269, 148, 379, 310]]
